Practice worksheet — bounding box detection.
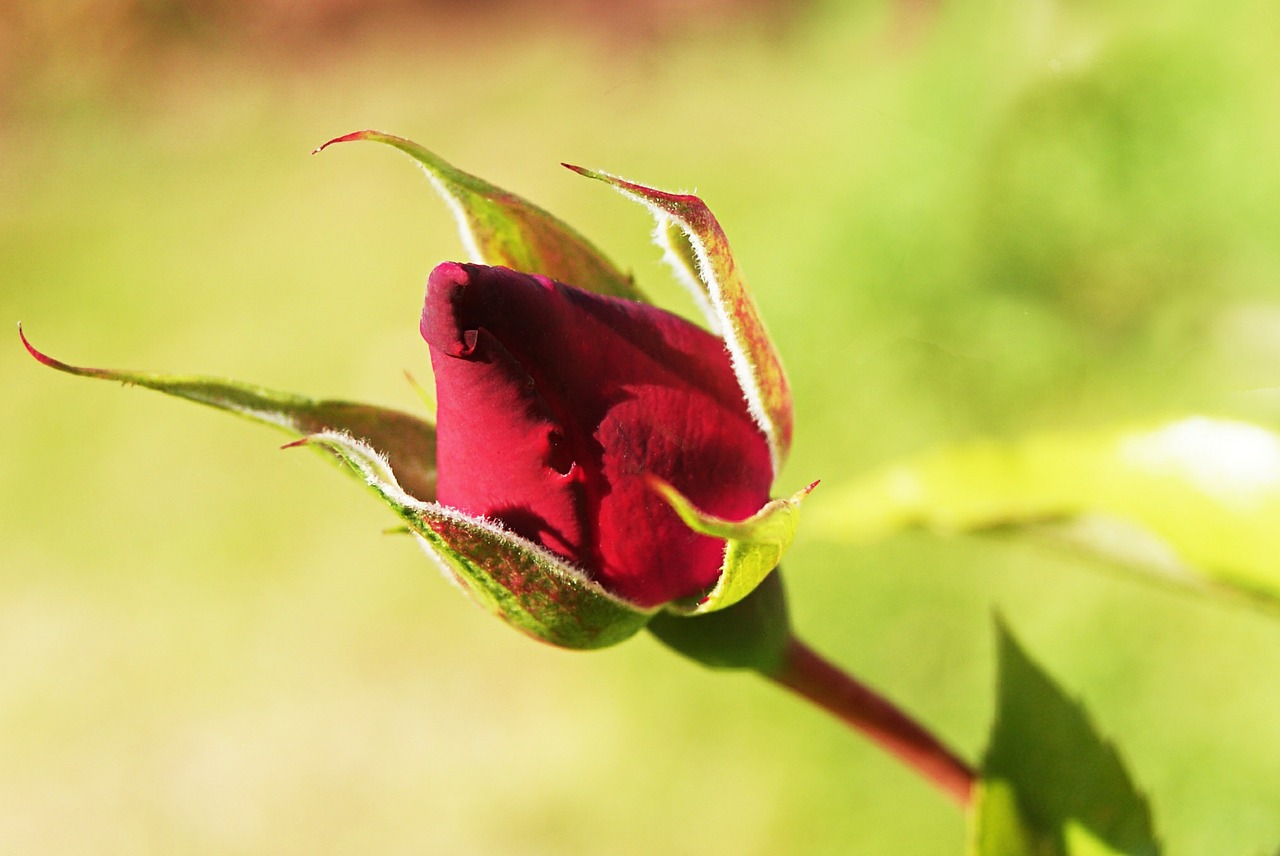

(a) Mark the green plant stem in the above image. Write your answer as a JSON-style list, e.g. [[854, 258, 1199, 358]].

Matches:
[[770, 636, 975, 808]]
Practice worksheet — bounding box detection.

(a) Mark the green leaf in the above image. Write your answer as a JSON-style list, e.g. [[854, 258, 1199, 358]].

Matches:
[[302, 430, 654, 650], [20, 326, 438, 501], [651, 476, 817, 616], [972, 782, 1144, 856], [564, 165, 794, 475], [315, 131, 644, 302], [811, 417, 1280, 608], [969, 621, 1161, 856], [969, 779, 1049, 856]]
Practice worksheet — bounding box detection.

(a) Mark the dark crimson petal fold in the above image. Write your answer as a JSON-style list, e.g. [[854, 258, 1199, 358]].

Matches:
[[422, 264, 589, 563], [423, 262, 774, 607]]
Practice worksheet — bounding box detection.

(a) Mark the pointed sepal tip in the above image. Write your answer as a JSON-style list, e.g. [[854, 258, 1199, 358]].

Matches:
[[565, 165, 795, 475], [650, 476, 818, 616]]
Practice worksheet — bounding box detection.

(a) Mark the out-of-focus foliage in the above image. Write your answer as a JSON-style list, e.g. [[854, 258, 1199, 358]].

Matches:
[[3, 0, 1280, 854], [813, 416, 1280, 609], [0, 0, 806, 115]]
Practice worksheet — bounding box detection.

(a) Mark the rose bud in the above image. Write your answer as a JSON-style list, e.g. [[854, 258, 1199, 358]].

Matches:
[[24, 131, 815, 654], [424, 260, 775, 608]]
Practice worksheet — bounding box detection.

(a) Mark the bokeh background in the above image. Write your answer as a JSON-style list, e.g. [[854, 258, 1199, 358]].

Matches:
[[4, 1, 1280, 853]]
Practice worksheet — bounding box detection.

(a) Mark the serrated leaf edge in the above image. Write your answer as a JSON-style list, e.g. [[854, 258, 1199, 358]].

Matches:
[[977, 618, 1164, 856]]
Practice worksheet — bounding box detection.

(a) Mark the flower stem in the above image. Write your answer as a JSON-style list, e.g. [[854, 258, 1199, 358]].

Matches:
[[770, 637, 975, 807]]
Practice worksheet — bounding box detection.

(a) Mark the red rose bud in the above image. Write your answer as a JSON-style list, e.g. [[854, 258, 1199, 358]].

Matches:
[[28, 132, 816, 651], [423, 262, 776, 608]]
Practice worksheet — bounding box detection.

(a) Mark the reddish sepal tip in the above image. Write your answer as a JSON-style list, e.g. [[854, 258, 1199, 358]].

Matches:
[[312, 130, 378, 155], [17, 323, 64, 370]]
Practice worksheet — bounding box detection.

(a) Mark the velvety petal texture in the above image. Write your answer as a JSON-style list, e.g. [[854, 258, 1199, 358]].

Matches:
[[423, 262, 774, 608]]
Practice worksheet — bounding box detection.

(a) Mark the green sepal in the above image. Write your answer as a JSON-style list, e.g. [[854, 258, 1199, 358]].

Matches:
[[968, 620, 1161, 856], [19, 326, 438, 501], [655, 216, 719, 328], [651, 476, 818, 616], [299, 430, 655, 650], [647, 568, 792, 675], [564, 165, 794, 475], [315, 131, 644, 302]]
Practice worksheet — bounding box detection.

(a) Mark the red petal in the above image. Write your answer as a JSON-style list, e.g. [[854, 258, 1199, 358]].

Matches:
[[423, 263, 773, 607], [424, 263, 589, 562]]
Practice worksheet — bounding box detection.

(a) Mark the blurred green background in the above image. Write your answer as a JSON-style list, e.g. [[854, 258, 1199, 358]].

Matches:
[[4, 1, 1280, 853]]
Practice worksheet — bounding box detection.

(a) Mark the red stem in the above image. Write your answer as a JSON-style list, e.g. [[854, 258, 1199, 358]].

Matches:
[[770, 637, 975, 807]]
